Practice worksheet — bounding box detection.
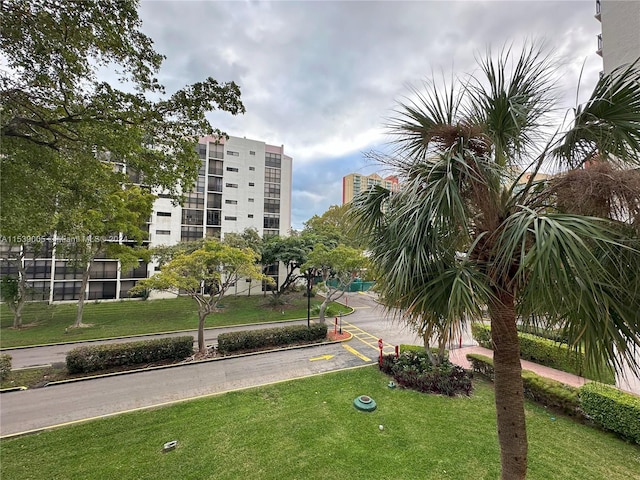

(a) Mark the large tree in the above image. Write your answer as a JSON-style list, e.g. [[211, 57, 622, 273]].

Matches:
[[303, 204, 363, 249], [131, 240, 266, 354], [1, 0, 244, 237], [302, 244, 368, 323], [352, 46, 640, 479]]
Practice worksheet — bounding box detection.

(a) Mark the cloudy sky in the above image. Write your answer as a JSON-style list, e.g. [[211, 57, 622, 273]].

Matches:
[[138, 0, 604, 230]]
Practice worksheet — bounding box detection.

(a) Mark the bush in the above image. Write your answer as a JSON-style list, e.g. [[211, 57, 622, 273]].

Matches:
[[466, 353, 582, 418], [380, 350, 473, 397], [217, 323, 328, 355], [66, 336, 194, 374], [580, 382, 640, 444], [399, 344, 449, 358], [0, 354, 12, 381], [471, 324, 615, 384]]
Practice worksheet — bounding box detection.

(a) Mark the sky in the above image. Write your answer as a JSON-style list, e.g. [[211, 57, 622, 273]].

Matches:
[[137, 0, 604, 230]]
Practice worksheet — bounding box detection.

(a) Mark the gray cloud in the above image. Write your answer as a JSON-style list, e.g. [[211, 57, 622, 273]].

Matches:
[[138, 0, 603, 228]]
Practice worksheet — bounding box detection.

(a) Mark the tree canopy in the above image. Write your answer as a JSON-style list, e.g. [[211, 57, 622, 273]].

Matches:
[[352, 44, 640, 479]]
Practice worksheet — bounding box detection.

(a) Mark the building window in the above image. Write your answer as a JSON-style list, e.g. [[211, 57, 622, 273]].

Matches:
[[181, 226, 203, 242], [225, 199, 238, 205], [207, 193, 222, 209], [248, 214, 254, 218], [226, 183, 238, 188], [265, 152, 281, 168], [157, 212, 171, 217], [248, 198, 254, 202], [90, 261, 118, 279], [226, 150, 239, 156], [53, 281, 82, 301], [209, 143, 224, 159], [206, 210, 221, 226], [225, 216, 237, 221], [156, 230, 171, 235], [249, 151, 256, 155], [264, 198, 280, 214], [249, 166, 255, 171], [226, 167, 239, 172], [208, 176, 223, 192], [263, 214, 280, 229], [264, 183, 280, 198], [208, 160, 223, 175], [26, 260, 53, 279], [264, 167, 281, 183], [88, 281, 117, 300], [197, 143, 207, 159], [183, 193, 204, 209], [249, 182, 255, 187], [157, 193, 172, 199], [182, 209, 203, 225]]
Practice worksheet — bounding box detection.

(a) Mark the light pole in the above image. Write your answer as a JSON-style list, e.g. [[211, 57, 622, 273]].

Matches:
[[306, 269, 312, 328]]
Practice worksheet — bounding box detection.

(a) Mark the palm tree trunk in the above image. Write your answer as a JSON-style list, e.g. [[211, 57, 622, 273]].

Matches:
[[488, 289, 527, 480]]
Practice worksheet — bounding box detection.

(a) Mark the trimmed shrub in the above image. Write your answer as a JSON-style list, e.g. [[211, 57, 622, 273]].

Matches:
[[66, 336, 194, 374], [466, 353, 582, 418], [0, 354, 12, 381], [399, 344, 449, 358], [517, 324, 568, 344], [380, 350, 473, 396], [580, 382, 640, 444], [217, 323, 327, 355], [471, 324, 615, 384]]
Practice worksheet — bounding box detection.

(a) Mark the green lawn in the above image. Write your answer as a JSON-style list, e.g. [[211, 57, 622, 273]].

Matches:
[[1, 367, 638, 480], [0, 295, 350, 348]]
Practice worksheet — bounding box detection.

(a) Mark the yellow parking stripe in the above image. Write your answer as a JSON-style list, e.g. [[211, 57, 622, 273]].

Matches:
[[342, 344, 372, 362]]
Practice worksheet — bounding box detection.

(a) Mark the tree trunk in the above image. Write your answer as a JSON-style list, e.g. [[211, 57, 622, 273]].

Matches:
[[74, 261, 91, 328], [14, 256, 28, 328], [318, 298, 329, 324], [197, 311, 207, 354], [488, 289, 528, 480]]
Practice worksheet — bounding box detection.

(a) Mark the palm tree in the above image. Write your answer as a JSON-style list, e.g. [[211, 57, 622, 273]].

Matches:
[[351, 45, 640, 479]]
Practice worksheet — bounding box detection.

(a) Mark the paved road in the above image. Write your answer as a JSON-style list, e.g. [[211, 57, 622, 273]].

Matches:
[[1, 292, 441, 437]]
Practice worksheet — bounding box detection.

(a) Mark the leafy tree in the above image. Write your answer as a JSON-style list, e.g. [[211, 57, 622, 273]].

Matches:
[[1, 0, 244, 245], [261, 234, 326, 298], [223, 228, 263, 296], [131, 240, 266, 354], [303, 204, 363, 248], [301, 244, 368, 323], [352, 45, 640, 479]]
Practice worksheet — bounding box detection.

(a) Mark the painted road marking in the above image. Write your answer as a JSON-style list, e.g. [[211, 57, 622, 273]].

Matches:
[[342, 344, 372, 362], [341, 321, 396, 354], [309, 354, 334, 361]]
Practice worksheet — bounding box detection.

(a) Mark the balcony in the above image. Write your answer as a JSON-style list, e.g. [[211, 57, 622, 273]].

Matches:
[[596, 33, 602, 57], [595, 0, 601, 20]]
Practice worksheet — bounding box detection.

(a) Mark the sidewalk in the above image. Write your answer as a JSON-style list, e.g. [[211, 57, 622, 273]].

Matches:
[[449, 345, 589, 388]]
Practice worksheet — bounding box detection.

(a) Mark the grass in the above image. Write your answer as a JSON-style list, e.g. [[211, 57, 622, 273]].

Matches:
[[1, 367, 638, 480], [0, 294, 350, 348]]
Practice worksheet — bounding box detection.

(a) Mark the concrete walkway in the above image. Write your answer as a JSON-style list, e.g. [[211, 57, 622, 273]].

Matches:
[[449, 345, 589, 388]]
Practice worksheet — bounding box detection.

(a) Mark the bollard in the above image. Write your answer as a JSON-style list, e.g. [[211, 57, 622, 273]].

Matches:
[[395, 345, 399, 358], [378, 338, 383, 364], [334, 317, 338, 335]]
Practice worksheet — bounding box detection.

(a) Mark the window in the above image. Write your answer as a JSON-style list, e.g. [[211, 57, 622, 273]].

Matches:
[[249, 151, 256, 155], [264, 198, 280, 213], [226, 166, 239, 172], [225, 216, 237, 221], [26, 260, 52, 279], [206, 210, 221, 226], [248, 182, 255, 187], [193, 175, 205, 193], [209, 143, 224, 159], [248, 214, 254, 218], [264, 183, 280, 198], [183, 193, 204, 209], [249, 166, 255, 171], [207, 193, 222, 209], [226, 183, 238, 188], [157, 193, 172, 199], [197, 144, 207, 159], [156, 230, 171, 235], [182, 209, 203, 225], [208, 176, 223, 192], [54, 261, 82, 280], [265, 152, 281, 168], [124, 262, 148, 279], [90, 261, 118, 279], [264, 167, 281, 183], [181, 226, 203, 242], [88, 281, 117, 300], [208, 160, 223, 175], [225, 199, 238, 205], [248, 198, 254, 203], [263, 214, 280, 229], [157, 212, 171, 217], [53, 281, 82, 301], [226, 150, 239, 156]]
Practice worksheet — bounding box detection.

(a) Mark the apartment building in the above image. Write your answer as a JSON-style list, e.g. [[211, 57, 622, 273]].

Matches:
[[342, 173, 401, 205], [595, 0, 640, 75], [0, 135, 293, 302]]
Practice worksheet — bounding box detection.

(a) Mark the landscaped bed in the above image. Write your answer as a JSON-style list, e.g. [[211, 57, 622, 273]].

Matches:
[[1, 367, 638, 479]]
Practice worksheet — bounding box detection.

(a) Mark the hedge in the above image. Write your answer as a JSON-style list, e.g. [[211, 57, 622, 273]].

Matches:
[[217, 323, 328, 355], [466, 353, 582, 418], [66, 336, 194, 374], [471, 324, 615, 384], [0, 354, 11, 380], [580, 382, 640, 444]]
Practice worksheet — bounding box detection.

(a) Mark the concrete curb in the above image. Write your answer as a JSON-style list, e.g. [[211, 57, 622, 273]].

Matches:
[[1, 332, 354, 391]]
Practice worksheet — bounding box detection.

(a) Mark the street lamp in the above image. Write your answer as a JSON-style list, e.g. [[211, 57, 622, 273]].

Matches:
[[306, 269, 312, 328]]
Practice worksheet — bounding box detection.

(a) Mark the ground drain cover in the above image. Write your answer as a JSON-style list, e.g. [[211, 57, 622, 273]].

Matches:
[[353, 395, 377, 412]]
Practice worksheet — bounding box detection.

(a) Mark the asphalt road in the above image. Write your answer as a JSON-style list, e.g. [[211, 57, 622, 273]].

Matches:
[[1, 292, 439, 438]]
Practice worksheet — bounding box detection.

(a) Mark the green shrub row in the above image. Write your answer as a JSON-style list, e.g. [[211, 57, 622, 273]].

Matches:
[[517, 324, 568, 344], [471, 324, 615, 384], [0, 354, 11, 380], [580, 382, 640, 444], [467, 353, 640, 443], [399, 344, 449, 357], [380, 350, 473, 397], [66, 336, 194, 374], [217, 324, 328, 355]]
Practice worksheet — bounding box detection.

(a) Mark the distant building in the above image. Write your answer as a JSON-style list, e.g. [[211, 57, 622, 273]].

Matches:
[[0, 135, 293, 301], [342, 173, 401, 205], [595, 0, 640, 75]]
